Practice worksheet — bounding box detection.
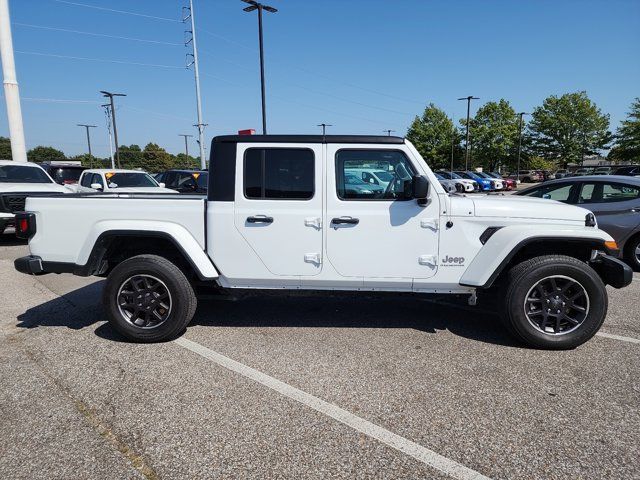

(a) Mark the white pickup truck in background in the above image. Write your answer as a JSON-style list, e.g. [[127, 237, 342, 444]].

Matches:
[[13, 135, 633, 349], [0, 160, 68, 234]]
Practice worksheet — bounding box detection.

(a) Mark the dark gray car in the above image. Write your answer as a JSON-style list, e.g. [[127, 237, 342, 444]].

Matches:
[[517, 175, 640, 269]]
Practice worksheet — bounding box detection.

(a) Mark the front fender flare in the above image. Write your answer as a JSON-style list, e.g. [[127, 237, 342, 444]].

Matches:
[[459, 225, 613, 288]]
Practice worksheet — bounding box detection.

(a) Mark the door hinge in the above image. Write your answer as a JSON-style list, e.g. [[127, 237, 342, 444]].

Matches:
[[418, 254, 437, 267], [304, 217, 322, 229], [304, 253, 321, 265], [420, 218, 439, 231]]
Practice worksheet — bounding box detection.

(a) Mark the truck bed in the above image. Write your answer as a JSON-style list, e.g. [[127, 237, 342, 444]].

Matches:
[[25, 193, 207, 265]]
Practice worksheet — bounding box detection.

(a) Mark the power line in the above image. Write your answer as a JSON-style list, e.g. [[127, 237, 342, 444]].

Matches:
[[53, 0, 180, 23], [13, 22, 183, 46], [15, 50, 184, 69], [198, 27, 424, 105]]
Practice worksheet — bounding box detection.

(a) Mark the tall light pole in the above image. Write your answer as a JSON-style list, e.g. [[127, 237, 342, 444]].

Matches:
[[77, 124, 96, 168], [0, 0, 27, 161], [458, 96, 479, 171], [183, 0, 206, 170], [179, 133, 193, 164], [100, 91, 125, 168], [242, 0, 277, 135], [516, 112, 529, 184]]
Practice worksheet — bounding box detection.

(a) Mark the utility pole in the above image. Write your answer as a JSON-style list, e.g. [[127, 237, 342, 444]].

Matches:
[[179, 133, 193, 162], [242, 0, 277, 135], [0, 0, 26, 161], [77, 124, 96, 168], [516, 112, 529, 184], [317, 123, 332, 136], [101, 103, 115, 169], [383, 129, 395, 136], [100, 91, 125, 168], [183, 1, 206, 170], [458, 96, 479, 171], [450, 117, 456, 174]]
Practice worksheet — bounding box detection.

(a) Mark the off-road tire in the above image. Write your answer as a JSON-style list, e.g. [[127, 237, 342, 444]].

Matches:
[[624, 235, 640, 271], [502, 255, 607, 349], [102, 254, 197, 342]]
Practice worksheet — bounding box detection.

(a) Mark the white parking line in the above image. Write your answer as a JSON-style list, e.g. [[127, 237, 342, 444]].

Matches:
[[596, 332, 640, 344], [174, 337, 491, 480]]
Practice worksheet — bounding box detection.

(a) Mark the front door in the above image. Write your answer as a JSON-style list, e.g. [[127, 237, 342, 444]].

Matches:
[[233, 144, 323, 277], [325, 146, 440, 284]]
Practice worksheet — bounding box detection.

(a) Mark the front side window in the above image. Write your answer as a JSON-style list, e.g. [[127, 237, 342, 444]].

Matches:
[[92, 173, 104, 189], [528, 183, 575, 202], [244, 148, 314, 200], [80, 172, 93, 188], [0, 165, 52, 184], [336, 150, 416, 200]]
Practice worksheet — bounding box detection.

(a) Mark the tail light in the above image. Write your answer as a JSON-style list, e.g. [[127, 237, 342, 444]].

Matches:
[[15, 212, 36, 239]]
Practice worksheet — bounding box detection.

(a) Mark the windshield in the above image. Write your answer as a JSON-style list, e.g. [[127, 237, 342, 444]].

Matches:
[[0, 165, 52, 183], [50, 167, 85, 185], [434, 173, 444, 180], [195, 172, 208, 189], [106, 172, 159, 188], [475, 172, 491, 178]]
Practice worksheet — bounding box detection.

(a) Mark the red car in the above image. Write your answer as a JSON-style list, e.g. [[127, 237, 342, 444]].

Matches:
[[487, 172, 516, 190]]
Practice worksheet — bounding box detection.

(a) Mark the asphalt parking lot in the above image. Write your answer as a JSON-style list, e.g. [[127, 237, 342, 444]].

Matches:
[[1, 236, 638, 480]]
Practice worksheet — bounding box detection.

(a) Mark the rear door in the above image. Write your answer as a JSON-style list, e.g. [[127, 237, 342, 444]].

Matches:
[[233, 144, 323, 277]]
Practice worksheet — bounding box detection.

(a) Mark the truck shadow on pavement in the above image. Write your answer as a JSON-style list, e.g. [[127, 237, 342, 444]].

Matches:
[[189, 292, 521, 348], [16, 280, 106, 331], [16, 282, 522, 348]]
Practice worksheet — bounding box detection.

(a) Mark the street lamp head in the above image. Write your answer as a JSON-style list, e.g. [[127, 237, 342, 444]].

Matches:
[[241, 0, 277, 13], [100, 91, 126, 98]]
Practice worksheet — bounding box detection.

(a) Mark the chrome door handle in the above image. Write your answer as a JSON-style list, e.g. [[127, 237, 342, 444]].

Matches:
[[331, 217, 359, 225], [247, 215, 273, 224]]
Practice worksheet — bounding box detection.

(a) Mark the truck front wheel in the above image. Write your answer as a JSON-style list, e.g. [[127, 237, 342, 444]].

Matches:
[[102, 255, 197, 342], [503, 255, 607, 349]]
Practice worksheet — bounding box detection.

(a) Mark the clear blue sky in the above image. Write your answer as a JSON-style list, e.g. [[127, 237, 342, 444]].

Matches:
[[1, 0, 639, 158]]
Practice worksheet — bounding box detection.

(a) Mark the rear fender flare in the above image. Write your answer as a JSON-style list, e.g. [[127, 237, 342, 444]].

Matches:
[[78, 221, 218, 280]]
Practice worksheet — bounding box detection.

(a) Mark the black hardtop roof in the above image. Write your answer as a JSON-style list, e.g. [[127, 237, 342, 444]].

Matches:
[[212, 134, 405, 145]]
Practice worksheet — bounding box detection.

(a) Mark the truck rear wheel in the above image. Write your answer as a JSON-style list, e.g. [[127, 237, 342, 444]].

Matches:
[[102, 254, 197, 343], [502, 255, 607, 349]]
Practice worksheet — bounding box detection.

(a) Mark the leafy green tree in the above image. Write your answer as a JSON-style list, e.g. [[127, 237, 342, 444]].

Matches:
[[141, 143, 174, 173], [612, 97, 640, 163], [27, 146, 66, 162], [118, 144, 144, 169], [0, 136, 12, 159], [407, 103, 462, 169], [463, 99, 519, 171], [174, 153, 200, 169], [527, 91, 611, 166]]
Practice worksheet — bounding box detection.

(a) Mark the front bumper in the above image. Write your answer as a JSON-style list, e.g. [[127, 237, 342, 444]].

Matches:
[[591, 253, 633, 289]]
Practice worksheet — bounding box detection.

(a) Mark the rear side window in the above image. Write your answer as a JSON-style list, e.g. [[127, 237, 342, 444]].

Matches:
[[244, 148, 314, 200]]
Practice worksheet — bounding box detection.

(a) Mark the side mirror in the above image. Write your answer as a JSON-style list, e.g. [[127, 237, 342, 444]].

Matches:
[[90, 183, 103, 190], [542, 193, 551, 199], [158, 182, 166, 188], [412, 175, 429, 199]]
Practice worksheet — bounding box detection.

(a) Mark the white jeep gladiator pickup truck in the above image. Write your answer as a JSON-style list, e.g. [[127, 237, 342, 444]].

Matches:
[[14, 135, 633, 349]]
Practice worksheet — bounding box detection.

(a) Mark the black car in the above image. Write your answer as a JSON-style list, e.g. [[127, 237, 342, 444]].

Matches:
[[612, 165, 640, 176], [155, 169, 208, 193], [40, 162, 87, 185]]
